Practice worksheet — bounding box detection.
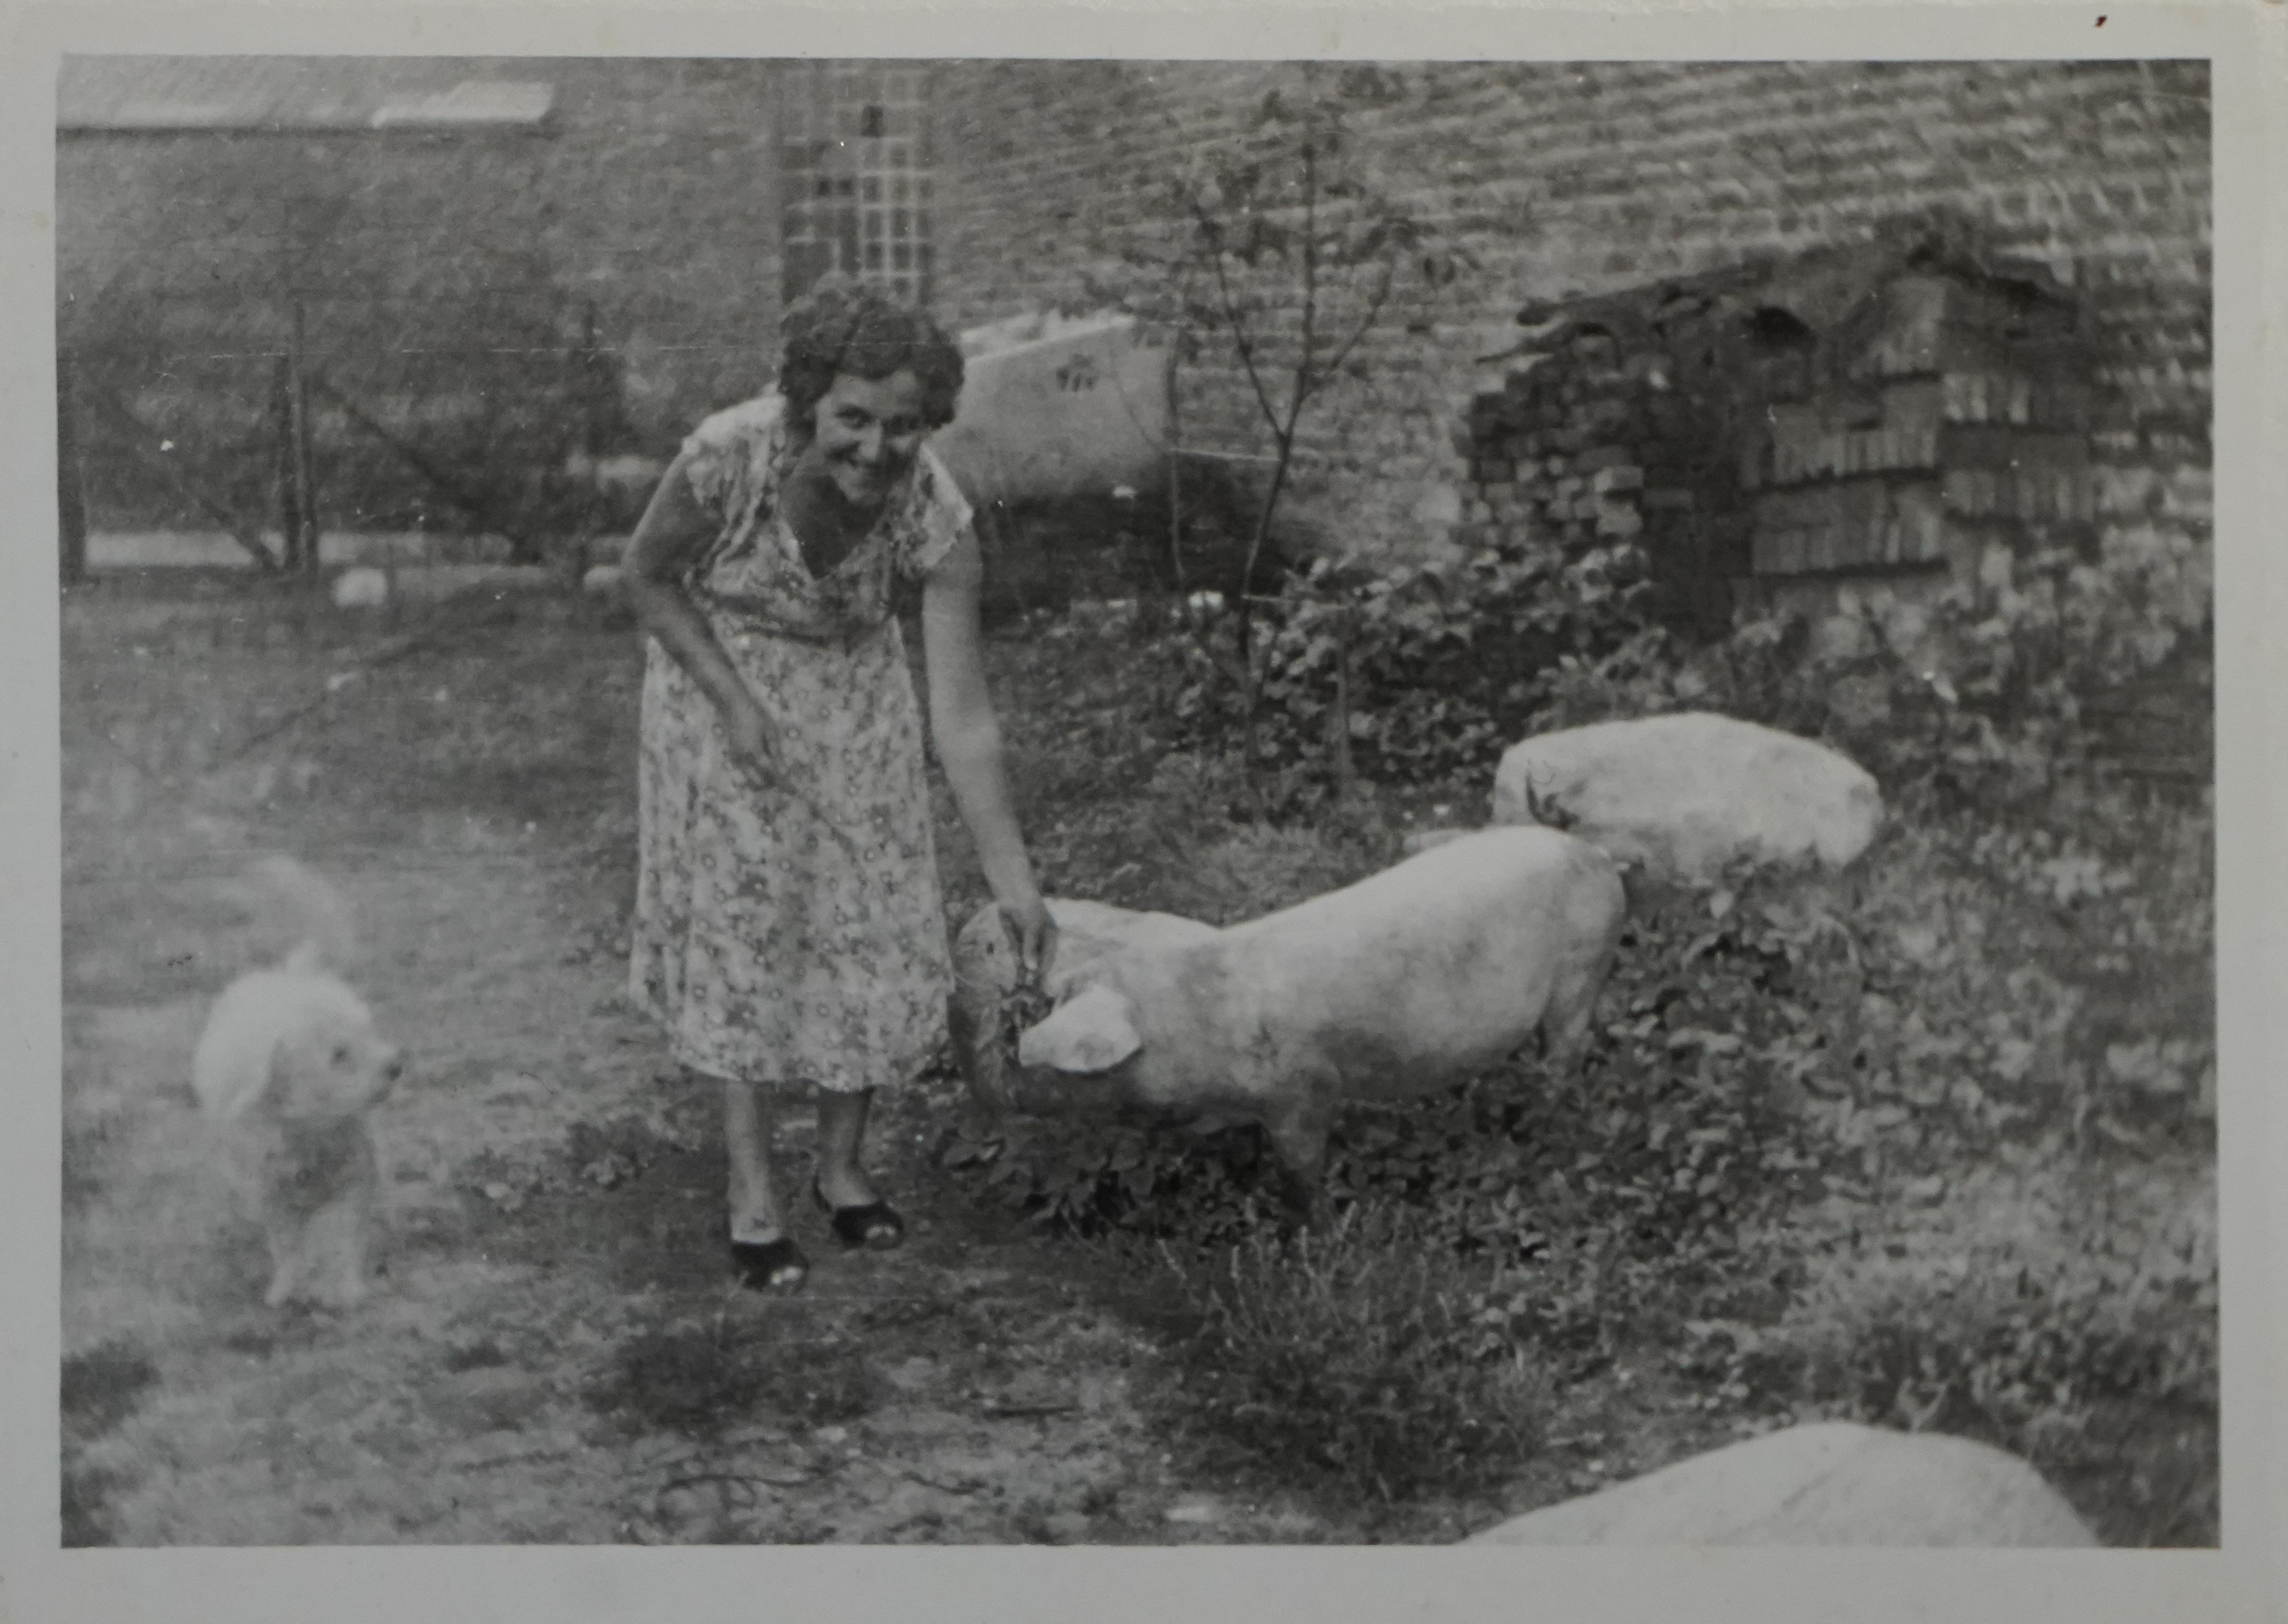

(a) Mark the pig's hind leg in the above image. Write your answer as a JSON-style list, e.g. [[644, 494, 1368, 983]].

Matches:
[[1538, 863, 1627, 1074], [1538, 946, 1616, 1076]]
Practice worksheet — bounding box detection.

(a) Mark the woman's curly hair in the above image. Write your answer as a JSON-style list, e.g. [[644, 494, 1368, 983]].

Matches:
[[778, 278, 966, 434]]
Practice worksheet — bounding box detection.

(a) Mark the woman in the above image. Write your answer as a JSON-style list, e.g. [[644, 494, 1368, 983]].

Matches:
[[624, 282, 1056, 1292]]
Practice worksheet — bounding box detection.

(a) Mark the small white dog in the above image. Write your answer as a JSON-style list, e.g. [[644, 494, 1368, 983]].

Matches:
[[191, 857, 405, 1310]]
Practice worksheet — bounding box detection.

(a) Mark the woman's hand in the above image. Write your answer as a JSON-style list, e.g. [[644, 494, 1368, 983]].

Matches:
[[1000, 892, 1059, 990], [721, 699, 783, 787]]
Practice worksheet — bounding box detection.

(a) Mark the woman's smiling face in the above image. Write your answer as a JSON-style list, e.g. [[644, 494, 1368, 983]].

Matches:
[[808, 368, 928, 511]]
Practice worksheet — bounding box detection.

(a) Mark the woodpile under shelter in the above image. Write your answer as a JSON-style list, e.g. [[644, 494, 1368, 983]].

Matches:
[[1460, 218, 2100, 633]]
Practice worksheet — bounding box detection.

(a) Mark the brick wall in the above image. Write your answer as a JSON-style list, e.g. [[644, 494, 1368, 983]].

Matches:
[[929, 60, 2211, 618]]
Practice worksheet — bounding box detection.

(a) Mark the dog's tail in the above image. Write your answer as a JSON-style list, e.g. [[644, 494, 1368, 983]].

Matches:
[[243, 855, 358, 973]]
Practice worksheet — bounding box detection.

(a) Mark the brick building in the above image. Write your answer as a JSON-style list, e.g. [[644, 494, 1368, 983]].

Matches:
[[62, 56, 2209, 633], [58, 55, 793, 536]]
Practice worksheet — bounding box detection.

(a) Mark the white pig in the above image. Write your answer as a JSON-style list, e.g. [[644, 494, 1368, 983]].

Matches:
[[952, 826, 1626, 1222]]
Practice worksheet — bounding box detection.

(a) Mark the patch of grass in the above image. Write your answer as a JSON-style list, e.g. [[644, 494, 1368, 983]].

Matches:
[[754, 1344, 883, 1429], [1711, 1168, 2220, 1547], [1158, 1204, 1551, 1505], [591, 1325, 769, 1435], [59, 1339, 161, 1550], [588, 1322, 881, 1437], [62, 1463, 125, 1548], [62, 1340, 160, 1438], [62, 1119, 116, 1214], [443, 1338, 513, 1373]]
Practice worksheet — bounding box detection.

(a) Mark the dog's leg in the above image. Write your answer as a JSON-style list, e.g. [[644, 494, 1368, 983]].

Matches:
[[307, 1132, 380, 1311], [262, 1202, 307, 1307], [291, 1195, 367, 1311]]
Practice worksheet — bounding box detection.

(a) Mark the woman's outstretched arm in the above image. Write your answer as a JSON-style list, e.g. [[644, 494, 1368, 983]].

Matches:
[[921, 532, 1056, 983]]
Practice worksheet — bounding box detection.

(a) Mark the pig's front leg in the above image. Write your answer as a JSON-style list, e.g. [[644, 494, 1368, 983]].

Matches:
[[1263, 1090, 1336, 1231]]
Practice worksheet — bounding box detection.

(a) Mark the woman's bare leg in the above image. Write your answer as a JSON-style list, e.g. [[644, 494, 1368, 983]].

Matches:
[[814, 1088, 878, 1211], [722, 1078, 791, 1242]]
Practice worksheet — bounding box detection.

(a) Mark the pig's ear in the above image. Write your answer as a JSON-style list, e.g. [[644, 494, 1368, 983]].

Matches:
[[1017, 984, 1140, 1074]]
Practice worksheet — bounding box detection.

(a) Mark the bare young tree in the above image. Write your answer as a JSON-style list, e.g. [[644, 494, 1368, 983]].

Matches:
[[1074, 66, 1460, 791]]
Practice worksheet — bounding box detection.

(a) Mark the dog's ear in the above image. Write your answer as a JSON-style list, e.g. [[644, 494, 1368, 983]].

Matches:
[[190, 996, 283, 1122], [1017, 983, 1141, 1074], [193, 1046, 279, 1122]]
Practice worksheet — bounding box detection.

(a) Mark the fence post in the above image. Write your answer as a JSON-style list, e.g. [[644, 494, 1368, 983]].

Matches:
[[57, 349, 88, 586], [272, 351, 302, 568], [1162, 335, 1186, 592], [287, 295, 319, 573]]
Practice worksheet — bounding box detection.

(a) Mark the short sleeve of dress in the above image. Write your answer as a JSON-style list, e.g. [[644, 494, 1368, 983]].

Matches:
[[678, 395, 783, 525], [894, 444, 976, 582]]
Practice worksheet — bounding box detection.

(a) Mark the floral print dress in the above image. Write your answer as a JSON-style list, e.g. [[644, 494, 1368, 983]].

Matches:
[[630, 391, 972, 1093]]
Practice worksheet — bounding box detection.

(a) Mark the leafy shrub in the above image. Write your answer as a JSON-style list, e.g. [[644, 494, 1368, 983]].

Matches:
[[1151, 535, 1663, 807], [1553, 538, 2211, 826], [1146, 519, 2209, 836], [1159, 1203, 1552, 1503]]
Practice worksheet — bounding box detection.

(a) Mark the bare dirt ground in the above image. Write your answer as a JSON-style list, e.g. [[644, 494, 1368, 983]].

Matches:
[[63, 576, 1727, 1547]]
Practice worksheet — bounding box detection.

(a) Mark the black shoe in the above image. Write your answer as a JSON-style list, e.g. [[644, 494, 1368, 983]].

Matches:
[[728, 1233, 809, 1292], [812, 1180, 905, 1251]]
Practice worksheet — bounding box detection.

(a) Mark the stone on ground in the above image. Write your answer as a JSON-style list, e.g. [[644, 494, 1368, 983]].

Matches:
[[1464, 1422, 2097, 1547], [1492, 711, 1883, 883]]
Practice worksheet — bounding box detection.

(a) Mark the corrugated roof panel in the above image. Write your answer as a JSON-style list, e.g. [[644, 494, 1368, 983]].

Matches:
[[369, 81, 555, 128], [58, 55, 553, 132]]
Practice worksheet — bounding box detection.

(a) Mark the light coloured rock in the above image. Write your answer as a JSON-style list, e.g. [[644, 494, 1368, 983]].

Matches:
[[330, 566, 390, 609], [385, 563, 556, 604], [563, 449, 665, 496], [330, 562, 564, 610], [1465, 1423, 2097, 1547], [931, 312, 1167, 506], [952, 828, 1626, 1216], [1492, 712, 1883, 884], [581, 563, 624, 597]]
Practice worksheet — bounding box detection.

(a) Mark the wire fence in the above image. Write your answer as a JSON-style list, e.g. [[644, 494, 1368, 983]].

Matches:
[[60, 219, 659, 580]]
